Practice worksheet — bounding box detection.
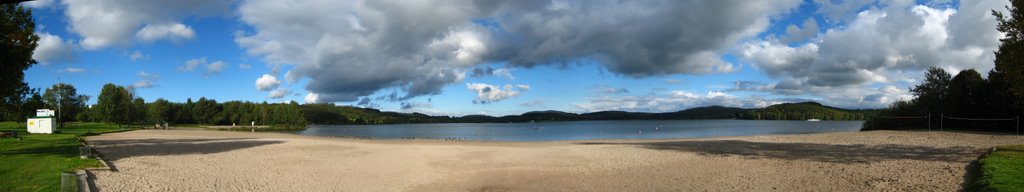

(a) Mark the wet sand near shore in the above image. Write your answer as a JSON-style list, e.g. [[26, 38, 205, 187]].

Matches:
[[85, 129, 1023, 191]]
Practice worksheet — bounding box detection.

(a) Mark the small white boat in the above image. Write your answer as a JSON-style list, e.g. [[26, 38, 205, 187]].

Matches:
[[806, 119, 821, 121]]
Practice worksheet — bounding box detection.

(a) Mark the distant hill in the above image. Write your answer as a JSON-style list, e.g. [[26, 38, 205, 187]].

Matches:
[[736, 102, 878, 121], [301, 102, 876, 125], [660, 106, 751, 119]]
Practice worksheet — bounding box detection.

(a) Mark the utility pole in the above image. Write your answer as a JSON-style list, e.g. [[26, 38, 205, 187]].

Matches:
[[57, 75, 62, 129]]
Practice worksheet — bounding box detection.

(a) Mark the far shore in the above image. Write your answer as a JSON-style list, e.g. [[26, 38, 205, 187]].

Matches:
[[85, 129, 1022, 191]]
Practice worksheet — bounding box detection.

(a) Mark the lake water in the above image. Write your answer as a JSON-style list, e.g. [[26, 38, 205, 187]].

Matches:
[[297, 120, 864, 141]]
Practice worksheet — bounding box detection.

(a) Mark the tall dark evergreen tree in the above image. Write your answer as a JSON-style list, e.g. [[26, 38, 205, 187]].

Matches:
[[0, 4, 39, 119], [910, 67, 952, 115], [21, 90, 43, 119], [990, 0, 1024, 112], [128, 96, 146, 124], [947, 69, 986, 117]]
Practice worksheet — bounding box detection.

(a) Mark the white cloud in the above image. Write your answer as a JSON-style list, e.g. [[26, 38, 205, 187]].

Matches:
[[284, 70, 300, 84], [304, 92, 319, 104], [33, 33, 76, 64], [268, 88, 291, 99], [23, 0, 56, 8], [255, 74, 281, 91], [493, 68, 514, 80], [239, 63, 252, 69], [59, 68, 85, 73], [726, 80, 914, 109], [131, 71, 161, 89], [204, 61, 225, 76], [777, 4, 997, 83], [594, 84, 629, 94], [466, 83, 530, 104], [178, 57, 205, 72], [178, 57, 225, 76], [739, 41, 819, 81], [573, 90, 783, 113], [136, 23, 196, 43], [61, 0, 232, 50], [128, 50, 149, 61], [736, 1, 1006, 108], [519, 99, 545, 107], [516, 84, 530, 91]]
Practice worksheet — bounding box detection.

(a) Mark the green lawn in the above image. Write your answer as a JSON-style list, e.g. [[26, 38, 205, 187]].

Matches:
[[970, 144, 1024, 192], [0, 121, 128, 191]]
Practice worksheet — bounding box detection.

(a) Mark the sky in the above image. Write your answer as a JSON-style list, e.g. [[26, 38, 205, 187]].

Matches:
[[20, 0, 1009, 116]]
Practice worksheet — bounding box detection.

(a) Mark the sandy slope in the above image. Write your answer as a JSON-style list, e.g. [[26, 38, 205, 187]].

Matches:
[[84, 129, 1023, 191]]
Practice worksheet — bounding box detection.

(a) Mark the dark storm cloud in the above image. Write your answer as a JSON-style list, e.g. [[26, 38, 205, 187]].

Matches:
[[237, 0, 802, 103], [485, 0, 801, 77]]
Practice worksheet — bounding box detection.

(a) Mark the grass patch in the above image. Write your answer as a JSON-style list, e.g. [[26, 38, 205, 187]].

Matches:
[[969, 145, 1024, 192], [0, 121, 128, 191]]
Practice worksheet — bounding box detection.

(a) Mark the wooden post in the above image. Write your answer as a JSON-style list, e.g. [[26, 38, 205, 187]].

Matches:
[[940, 113, 944, 132]]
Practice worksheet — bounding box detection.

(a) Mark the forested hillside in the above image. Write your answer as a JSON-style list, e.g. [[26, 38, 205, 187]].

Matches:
[[300, 103, 870, 125], [3, 84, 877, 128], [737, 102, 877, 121]]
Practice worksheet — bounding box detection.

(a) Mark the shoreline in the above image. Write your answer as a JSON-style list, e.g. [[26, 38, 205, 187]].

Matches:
[[85, 129, 1024, 191], [183, 126, 1013, 144]]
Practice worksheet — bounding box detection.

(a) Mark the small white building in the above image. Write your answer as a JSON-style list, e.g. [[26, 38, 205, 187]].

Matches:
[[27, 109, 57, 134]]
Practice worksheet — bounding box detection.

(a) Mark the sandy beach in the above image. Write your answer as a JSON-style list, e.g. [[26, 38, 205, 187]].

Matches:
[[84, 129, 1023, 191]]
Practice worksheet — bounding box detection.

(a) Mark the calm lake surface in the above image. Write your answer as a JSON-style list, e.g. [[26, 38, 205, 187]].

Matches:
[[297, 120, 864, 141]]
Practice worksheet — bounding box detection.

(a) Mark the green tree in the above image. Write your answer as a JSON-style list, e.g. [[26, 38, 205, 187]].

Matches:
[[96, 84, 129, 126], [222, 101, 243, 125], [191, 97, 222, 125], [0, 85, 30, 121], [129, 97, 146, 124], [910, 67, 952, 115], [990, 0, 1024, 111], [0, 4, 39, 113], [21, 90, 43, 120], [174, 98, 194, 124], [947, 69, 986, 116], [147, 99, 173, 124], [76, 106, 100, 122], [42, 83, 90, 123]]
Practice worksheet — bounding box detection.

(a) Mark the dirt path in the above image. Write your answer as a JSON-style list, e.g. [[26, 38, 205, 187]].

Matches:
[[85, 129, 1023, 191]]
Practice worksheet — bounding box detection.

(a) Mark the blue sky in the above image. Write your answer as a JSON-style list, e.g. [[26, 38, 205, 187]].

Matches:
[[21, 0, 1007, 116]]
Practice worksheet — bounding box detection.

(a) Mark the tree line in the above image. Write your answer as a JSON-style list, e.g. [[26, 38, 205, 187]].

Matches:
[[0, 83, 89, 126], [81, 84, 307, 128], [0, 81, 882, 129], [864, 1, 1024, 132], [1, 83, 307, 129], [737, 102, 876, 121], [863, 67, 1021, 131]]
